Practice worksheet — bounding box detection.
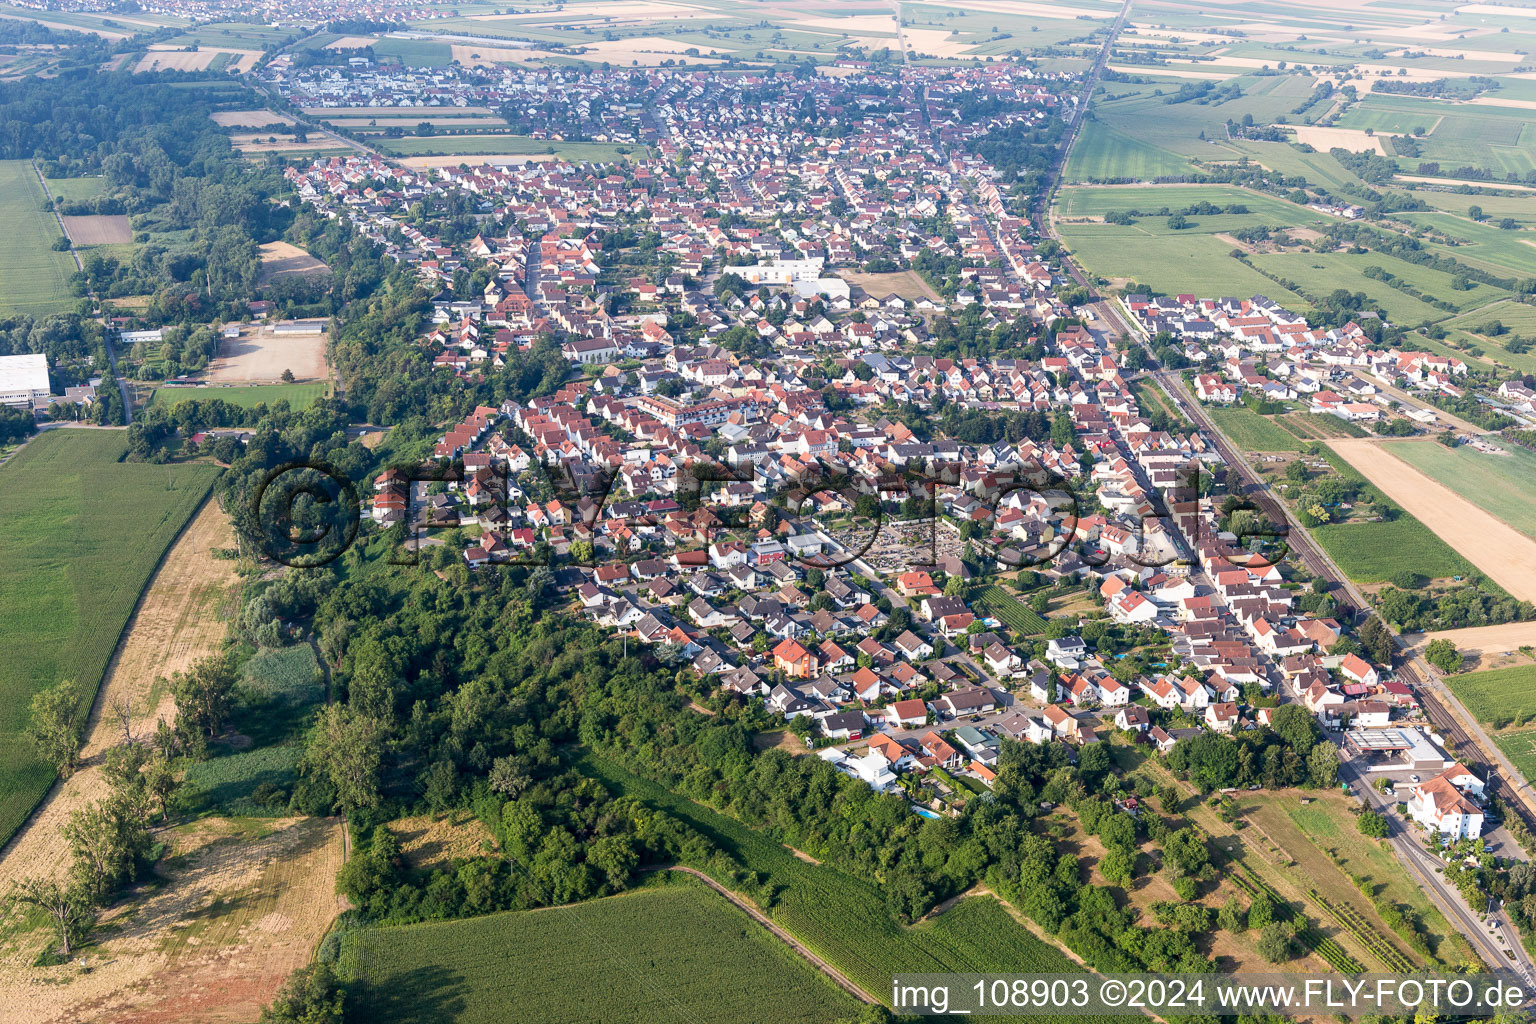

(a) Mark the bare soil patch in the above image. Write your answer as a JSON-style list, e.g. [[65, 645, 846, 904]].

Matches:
[[255, 242, 329, 288], [1327, 438, 1536, 603], [62, 215, 131, 246], [1404, 622, 1536, 662], [839, 268, 939, 302], [1290, 125, 1392, 154], [207, 324, 327, 383]]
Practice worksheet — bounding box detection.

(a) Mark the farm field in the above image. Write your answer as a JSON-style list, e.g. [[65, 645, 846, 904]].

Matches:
[[0, 160, 79, 315], [580, 754, 1091, 1013], [338, 878, 862, 1024], [1205, 405, 1301, 452], [1249, 250, 1501, 325], [1381, 439, 1536, 541], [1054, 184, 1325, 300], [0, 431, 220, 848], [1446, 664, 1536, 732], [1324, 439, 1536, 601], [150, 383, 326, 412], [1309, 518, 1478, 588], [59, 214, 130, 246], [256, 240, 331, 287], [1063, 120, 1195, 182]]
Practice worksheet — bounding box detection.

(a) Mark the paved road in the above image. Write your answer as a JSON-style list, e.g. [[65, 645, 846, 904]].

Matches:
[[1024, 10, 1536, 975], [1341, 753, 1533, 982]]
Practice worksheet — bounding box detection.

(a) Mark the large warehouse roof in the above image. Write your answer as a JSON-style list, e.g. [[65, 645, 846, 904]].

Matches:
[[0, 353, 48, 393]]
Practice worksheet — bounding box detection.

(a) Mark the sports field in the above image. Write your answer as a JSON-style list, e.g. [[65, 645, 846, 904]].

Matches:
[[0, 430, 220, 846], [337, 878, 862, 1024], [0, 160, 79, 315]]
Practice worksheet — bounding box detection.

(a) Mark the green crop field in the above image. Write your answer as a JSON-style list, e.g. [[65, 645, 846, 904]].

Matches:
[[0, 160, 80, 315], [1309, 518, 1477, 585], [337, 878, 861, 1024], [1495, 728, 1536, 789], [243, 643, 324, 706], [43, 175, 112, 202], [149, 382, 325, 412], [581, 754, 1090, 1015], [979, 585, 1049, 635], [1206, 405, 1301, 452], [372, 37, 453, 66], [1064, 121, 1195, 182], [1054, 184, 1325, 302], [0, 430, 219, 845], [1382, 440, 1536, 541], [1447, 664, 1536, 733]]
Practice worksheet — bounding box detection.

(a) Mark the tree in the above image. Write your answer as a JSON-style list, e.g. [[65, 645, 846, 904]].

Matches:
[[1217, 894, 1247, 932], [63, 793, 150, 900], [4, 878, 94, 956], [27, 679, 83, 777], [1425, 638, 1462, 674], [1257, 921, 1300, 962], [170, 655, 237, 755], [259, 963, 346, 1024], [279, 368, 295, 383], [1248, 893, 1274, 928], [1266, 704, 1317, 757], [1357, 809, 1389, 838], [303, 705, 386, 814], [1308, 742, 1340, 789]]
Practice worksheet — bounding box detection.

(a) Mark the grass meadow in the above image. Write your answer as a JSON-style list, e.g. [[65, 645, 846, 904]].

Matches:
[[0, 160, 80, 315], [0, 430, 219, 845], [337, 877, 862, 1024], [1064, 120, 1196, 182], [149, 382, 325, 413]]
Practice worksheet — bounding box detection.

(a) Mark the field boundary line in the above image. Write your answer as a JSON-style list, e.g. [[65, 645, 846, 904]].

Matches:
[[0, 483, 220, 861], [662, 865, 877, 1005]]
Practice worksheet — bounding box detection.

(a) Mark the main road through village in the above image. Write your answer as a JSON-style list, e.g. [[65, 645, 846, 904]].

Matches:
[[1021, 0, 1536, 981]]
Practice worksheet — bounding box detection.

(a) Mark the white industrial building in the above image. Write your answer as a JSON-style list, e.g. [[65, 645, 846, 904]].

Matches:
[[0, 353, 49, 409]]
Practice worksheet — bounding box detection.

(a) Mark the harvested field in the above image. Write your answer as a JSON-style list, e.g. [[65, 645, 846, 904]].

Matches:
[[838, 268, 939, 302], [1289, 125, 1392, 154], [61, 214, 131, 246], [255, 241, 329, 287], [1326, 438, 1536, 602], [386, 813, 496, 873], [1405, 621, 1536, 662], [207, 324, 327, 383], [1, 816, 345, 1024], [322, 34, 378, 49], [209, 110, 294, 128]]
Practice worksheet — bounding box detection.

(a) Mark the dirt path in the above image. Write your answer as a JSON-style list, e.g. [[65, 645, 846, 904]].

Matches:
[[1327, 439, 1536, 602], [663, 866, 875, 1005]]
